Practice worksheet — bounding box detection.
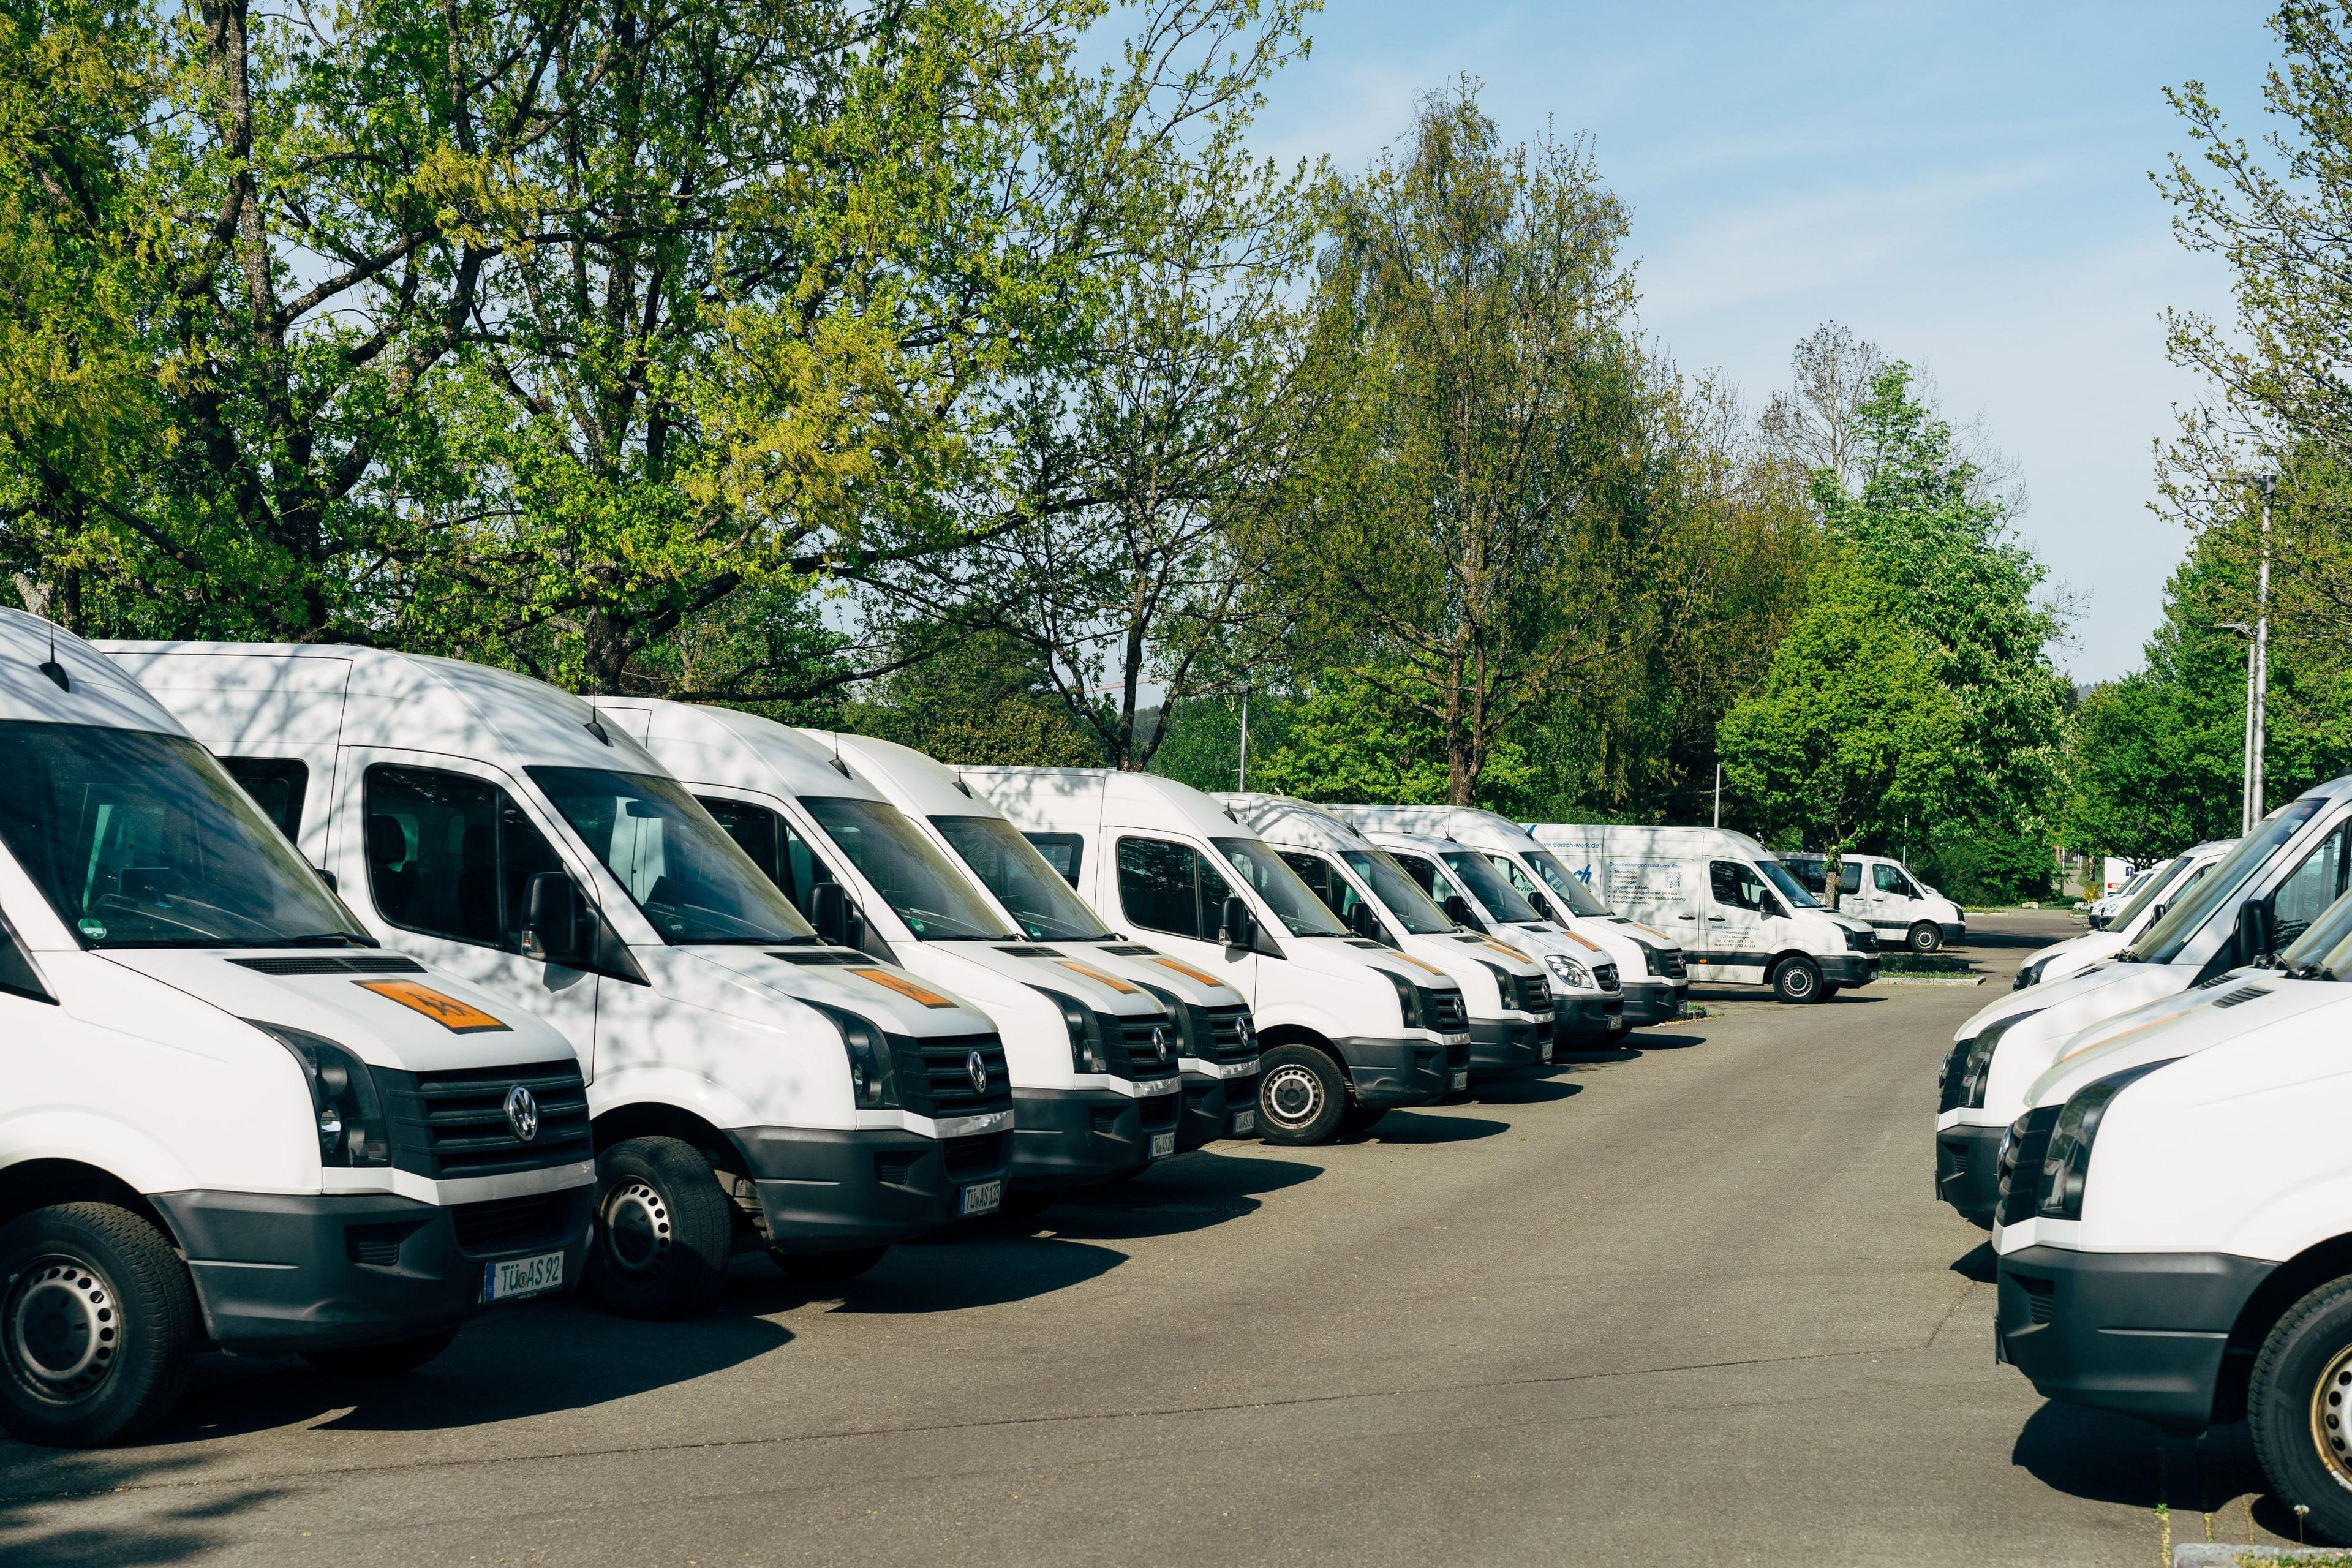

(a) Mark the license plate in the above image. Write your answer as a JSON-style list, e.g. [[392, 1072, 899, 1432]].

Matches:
[[1450, 1069, 1469, 1090], [481, 1250, 564, 1303], [1150, 1130, 1176, 1158], [960, 1178, 1003, 1217], [1231, 1108, 1256, 1135]]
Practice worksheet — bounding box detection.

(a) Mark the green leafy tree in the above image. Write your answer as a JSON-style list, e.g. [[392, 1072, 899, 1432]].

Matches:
[[1718, 557, 1963, 900], [1247, 668, 1533, 804], [842, 627, 1101, 766]]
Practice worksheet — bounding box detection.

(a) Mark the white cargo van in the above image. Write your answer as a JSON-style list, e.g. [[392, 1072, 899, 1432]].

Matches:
[[0, 613, 594, 1445], [1777, 852, 1966, 953], [824, 733, 1261, 1150], [2011, 839, 2233, 992], [963, 768, 1472, 1145], [1991, 898, 2352, 1542], [1357, 828, 1626, 1046], [1528, 824, 1879, 1003], [1324, 805, 1688, 1028], [104, 643, 1015, 1318], [2087, 862, 2154, 929], [592, 703, 1186, 1188], [1216, 794, 1554, 1078], [1933, 779, 2352, 1227]]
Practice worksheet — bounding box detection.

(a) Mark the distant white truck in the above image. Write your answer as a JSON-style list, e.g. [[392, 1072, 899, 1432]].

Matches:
[[1526, 825, 1879, 1003], [1775, 851, 1966, 954]]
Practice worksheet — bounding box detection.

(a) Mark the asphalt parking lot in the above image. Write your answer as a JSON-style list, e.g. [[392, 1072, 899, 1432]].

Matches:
[[0, 910, 2315, 1566]]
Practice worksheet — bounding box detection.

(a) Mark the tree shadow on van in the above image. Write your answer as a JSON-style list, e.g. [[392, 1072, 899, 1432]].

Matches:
[[0, 1444, 281, 1568]]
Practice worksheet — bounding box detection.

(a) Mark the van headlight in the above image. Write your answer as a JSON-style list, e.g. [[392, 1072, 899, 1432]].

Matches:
[[252, 1022, 391, 1167], [2038, 1060, 2174, 1219], [1377, 967, 1424, 1029], [811, 1003, 899, 1109], [1956, 1010, 2041, 1110], [2013, 958, 2046, 990], [1542, 953, 1593, 991], [1046, 992, 1110, 1072]]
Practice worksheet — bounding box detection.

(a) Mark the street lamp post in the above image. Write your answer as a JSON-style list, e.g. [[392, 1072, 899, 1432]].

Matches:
[[2219, 621, 2255, 835], [2251, 475, 2274, 829]]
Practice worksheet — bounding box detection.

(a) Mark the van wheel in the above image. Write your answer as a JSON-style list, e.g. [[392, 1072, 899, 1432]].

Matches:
[[302, 1328, 459, 1379], [1256, 1044, 1346, 1145], [2249, 1277, 2352, 1545], [1771, 957, 1825, 1005], [0, 1202, 197, 1447], [1908, 922, 1943, 954], [770, 1246, 888, 1283], [586, 1137, 733, 1319]]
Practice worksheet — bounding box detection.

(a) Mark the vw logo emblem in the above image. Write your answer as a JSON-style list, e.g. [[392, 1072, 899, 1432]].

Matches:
[[966, 1050, 989, 1095], [1151, 1026, 1167, 1061], [504, 1085, 540, 1142]]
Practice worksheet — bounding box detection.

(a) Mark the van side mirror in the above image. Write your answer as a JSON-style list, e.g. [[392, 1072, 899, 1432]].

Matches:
[[1442, 893, 1476, 927], [1528, 891, 1559, 922], [2237, 896, 2275, 965], [809, 881, 864, 948], [521, 872, 587, 965], [313, 866, 338, 893], [1345, 901, 1388, 943], [1218, 894, 1255, 949], [1761, 891, 1787, 921], [2148, 903, 2166, 924]]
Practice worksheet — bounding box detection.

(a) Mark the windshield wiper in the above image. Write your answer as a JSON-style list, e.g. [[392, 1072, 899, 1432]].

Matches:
[[280, 932, 371, 947]]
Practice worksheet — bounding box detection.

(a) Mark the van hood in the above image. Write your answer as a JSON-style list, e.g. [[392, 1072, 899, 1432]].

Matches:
[[2027, 974, 2352, 1111], [929, 941, 1176, 1019], [1054, 940, 1246, 1009], [1970, 960, 2203, 1121], [96, 949, 577, 1073], [675, 946, 998, 1038], [1954, 954, 2150, 1044]]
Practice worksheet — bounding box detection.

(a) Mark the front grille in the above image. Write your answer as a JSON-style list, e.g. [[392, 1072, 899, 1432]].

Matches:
[[884, 1031, 1014, 1120], [943, 1131, 1008, 1182], [345, 1219, 418, 1267], [1513, 973, 1552, 1012], [1845, 928, 1879, 953], [1591, 963, 1620, 993], [2015, 1272, 2057, 1323], [449, 1191, 576, 1256], [1936, 1136, 1970, 1183], [1936, 1036, 1976, 1113], [1139, 1092, 1180, 1133], [232, 954, 424, 976], [1108, 1014, 1183, 1083], [1656, 948, 1687, 980], [1996, 1106, 2060, 1226], [374, 1058, 591, 1180], [1424, 988, 1469, 1033], [1193, 1004, 1258, 1065]]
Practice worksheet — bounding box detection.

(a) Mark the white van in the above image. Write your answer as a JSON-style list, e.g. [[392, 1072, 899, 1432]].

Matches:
[[1991, 898, 2352, 1542], [1357, 828, 1625, 1046], [1, 614, 594, 1445], [1776, 852, 1966, 954], [1216, 795, 1554, 1078], [825, 733, 1261, 1149], [962, 768, 1472, 1144], [2087, 863, 2154, 929], [1934, 779, 2352, 1227], [592, 703, 1186, 1188], [2011, 839, 2233, 992], [103, 643, 1015, 1317], [1528, 824, 1879, 1003], [1323, 805, 1689, 1028]]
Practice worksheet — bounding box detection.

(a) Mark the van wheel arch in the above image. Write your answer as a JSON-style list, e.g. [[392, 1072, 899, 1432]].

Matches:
[[2217, 1234, 2352, 1425], [1766, 952, 1825, 1003], [589, 1104, 750, 1228], [0, 1160, 179, 1251], [1251, 1026, 1344, 1073]]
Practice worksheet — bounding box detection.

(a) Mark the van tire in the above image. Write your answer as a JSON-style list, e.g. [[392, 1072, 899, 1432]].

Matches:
[[1256, 1045, 1347, 1145], [1771, 957, 1825, 1005], [2248, 1276, 2352, 1544], [0, 1202, 197, 1447], [301, 1328, 459, 1379], [770, 1246, 888, 1283], [1908, 922, 1943, 954], [586, 1136, 733, 1319]]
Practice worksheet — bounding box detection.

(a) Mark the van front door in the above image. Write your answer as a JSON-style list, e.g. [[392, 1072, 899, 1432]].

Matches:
[[1112, 835, 1259, 993], [1705, 860, 1771, 976], [1871, 862, 1917, 933]]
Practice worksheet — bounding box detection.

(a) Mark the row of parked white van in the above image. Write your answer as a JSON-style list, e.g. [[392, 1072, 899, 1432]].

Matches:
[[1941, 796, 2352, 1540], [0, 611, 1917, 1450]]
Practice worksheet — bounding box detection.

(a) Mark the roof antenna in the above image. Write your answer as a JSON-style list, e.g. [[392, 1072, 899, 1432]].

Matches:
[[37, 624, 69, 692], [828, 731, 850, 777]]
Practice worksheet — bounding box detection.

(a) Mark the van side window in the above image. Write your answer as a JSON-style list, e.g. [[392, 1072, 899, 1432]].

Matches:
[[1277, 850, 1363, 924], [696, 796, 836, 914], [1787, 860, 1826, 895], [1842, 863, 1863, 895], [1025, 832, 1084, 888], [364, 766, 567, 951], [1711, 860, 1766, 911], [1874, 864, 1909, 895], [1117, 836, 1232, 941], [1390, 852, 1441, 899], [2271, 823, 2352, 947], [222, 757, 309, 840]]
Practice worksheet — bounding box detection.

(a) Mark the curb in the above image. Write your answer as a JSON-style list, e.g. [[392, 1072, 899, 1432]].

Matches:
[[2174, 1547, 2352, 1566], [1875, 974, 1985, 987]]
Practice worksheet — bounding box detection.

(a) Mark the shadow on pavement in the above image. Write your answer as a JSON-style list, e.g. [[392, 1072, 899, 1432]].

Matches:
[[1951, 1243, 1997, 1283], [1550, 1046, 1642, 1066], [1967, 926, 2077, 952], [958, 1150, 1327, 1245], [1355, 1111, 1511, 1146], [0, 1444, 279, 1567], [1466, 1076, 1581, 1107], [2013, 1402, 2267, 1514], [821, 1235, 1128, 1315]]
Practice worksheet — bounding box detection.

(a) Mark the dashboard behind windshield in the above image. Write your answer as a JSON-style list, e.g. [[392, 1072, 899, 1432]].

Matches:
[[1213, 838, 1348, 937], [1757, 858, 1821, 910], [532, 767, 815, 944], [931, 815, 1110, 941], [803, 796, 1017, 941]]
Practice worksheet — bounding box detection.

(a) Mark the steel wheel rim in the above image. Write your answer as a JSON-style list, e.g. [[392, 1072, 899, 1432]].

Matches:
[[2313, 1342, 2352, 1490], [1263, 1065, 1324, 1128], [601, 1179, 673, 1276], [6, 1256, 121, 1404], [1784, 966, 1815, 999]]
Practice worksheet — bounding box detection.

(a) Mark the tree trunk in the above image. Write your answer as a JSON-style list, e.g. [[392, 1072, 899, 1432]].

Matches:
[[1823, 839, 1843, 912]]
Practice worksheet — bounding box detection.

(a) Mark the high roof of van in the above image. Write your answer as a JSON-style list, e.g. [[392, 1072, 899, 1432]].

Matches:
[[1216, 793, 1368, 854], [824, 731, 998, 819], [2, 610, 184, 733], [589, 698, 891, 805], [1324, 804, 1540, 853], [958, 766, 1249, 839], [102, 639, 646, 773]]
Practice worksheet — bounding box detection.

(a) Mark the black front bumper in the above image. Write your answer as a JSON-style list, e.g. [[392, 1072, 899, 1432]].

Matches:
[[1942, 921, 1967, 947], [1619, 978, 1686, 1027], [1935, 1122, 2005, 1227], [1552, 991, 1624, 1046], [1008, 1085, 1180, 1188], [1177, 1065, 1261, 1149], [151, 1184, 594, 1356], [731, 1124, 1011, 1250], [1333, 1035, 1463, 1108], [1822, 954, 1880, 986], [1466, 1017, 1551, 1074], [1996, 1244, 2274, 1433]]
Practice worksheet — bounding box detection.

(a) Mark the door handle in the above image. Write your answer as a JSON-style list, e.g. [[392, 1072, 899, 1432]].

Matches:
[[1675, 914, 1697, 921], [1707, 916, 1727, 923]]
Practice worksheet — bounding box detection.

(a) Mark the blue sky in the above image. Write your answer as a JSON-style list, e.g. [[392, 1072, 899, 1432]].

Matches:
[[1246, 1, 2278, 683]]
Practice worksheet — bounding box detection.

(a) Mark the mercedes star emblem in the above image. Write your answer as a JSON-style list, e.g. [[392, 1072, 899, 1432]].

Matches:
[[504, 1084, 540, 1142]]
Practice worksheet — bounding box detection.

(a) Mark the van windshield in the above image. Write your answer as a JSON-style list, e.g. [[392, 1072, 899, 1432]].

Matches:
[[1340, 849, 1457, 934], [2128, 799, 2325, 965], [1757, 859, 1822, 910], [2109, 856, 2185, 932], [1212, 837, 1348, 936], [802, 797, 1018, 941], [1523, 848, 1611, 917], [930, 815, 1110, 941], [531, 767, 816, 944], [2281, 885, 2352, 980], [1438, 850, 1544, 923], [0, 721, 369, 948]]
